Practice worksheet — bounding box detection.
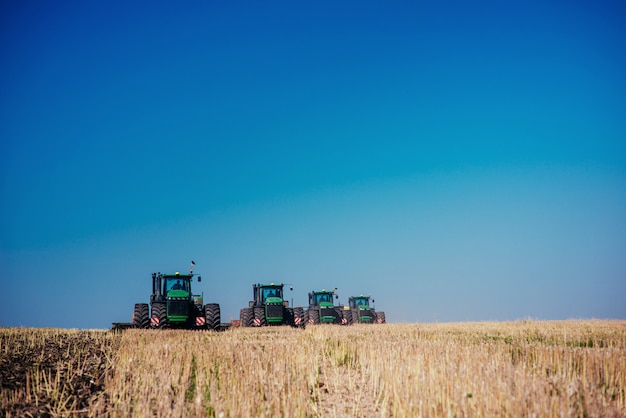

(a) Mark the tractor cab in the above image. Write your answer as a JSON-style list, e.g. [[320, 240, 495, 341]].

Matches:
[[151, 272, 196, 302], [308, 289, 337, 307], [251, 283, 286, 306], [260, 285, 284, 304], [349, 296, 371, 309], [165, 276, 190, 293]]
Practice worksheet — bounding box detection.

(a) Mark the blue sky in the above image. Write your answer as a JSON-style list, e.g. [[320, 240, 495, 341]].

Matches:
[[1, 1, 625, 328]]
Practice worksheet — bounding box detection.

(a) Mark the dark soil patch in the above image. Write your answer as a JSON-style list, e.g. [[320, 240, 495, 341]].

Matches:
[[0, 329, 120, 417]]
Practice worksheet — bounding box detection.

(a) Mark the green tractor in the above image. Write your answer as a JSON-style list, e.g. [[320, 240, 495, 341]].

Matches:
[[345, 295, 386, 324], [239, 283, 304, 327], [304, 288, 347, 325], [129, 272, 222, 330]]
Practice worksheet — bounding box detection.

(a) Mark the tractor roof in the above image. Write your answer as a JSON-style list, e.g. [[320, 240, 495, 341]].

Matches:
[[311, 289, 335, 294], [162, 272, 193, 279]]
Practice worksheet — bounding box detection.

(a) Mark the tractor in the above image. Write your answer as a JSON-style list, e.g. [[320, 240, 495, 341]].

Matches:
[[345, 295, 386, 324], [304, 288, 348, 325], [125, 272, 222, 330], [239, 283, 304, 327]]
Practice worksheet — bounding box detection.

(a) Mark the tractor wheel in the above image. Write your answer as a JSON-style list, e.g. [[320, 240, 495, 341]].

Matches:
[[309, 309, 320, 325], [240, 308, 251, 327], [333, 307, 343, 324], [293, 307, 305, 328], [253, 307, 266, 327], [205, 304, 221, 331], [376, 311, 387, 324], [368, 309, 376, 324], [245, 308, 254, 327], [303, 310, 309, 327], [133, 303, 149, 329], [351, 308, 359, 324], [285, 307, 294, 326], [342, 309, 353, 326], [151, 303, 168, 329]]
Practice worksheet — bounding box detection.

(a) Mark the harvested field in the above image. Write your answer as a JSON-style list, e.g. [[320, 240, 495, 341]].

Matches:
[[0, 328, 118, 417], [1, 320, 625, 417]]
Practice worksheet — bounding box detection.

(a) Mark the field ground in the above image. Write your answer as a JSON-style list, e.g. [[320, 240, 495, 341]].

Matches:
[[1, 320, 625, 417]]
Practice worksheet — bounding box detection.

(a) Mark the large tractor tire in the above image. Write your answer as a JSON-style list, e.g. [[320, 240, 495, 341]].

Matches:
[[303, 310, 309, 327], [376, 311, 387, 324], [240, 308, 254, 327], [285, 307, 294, 326], [342, 308, 353, 325], [151, 303, 168, 329], [253, 307, 267, 327], [308, 309, 320, 325], [133, 303, 149, 329], [351, 308, 359, 324], [333, 307, 344, 324], [205, 303, 221, 331], [293, 307, 305, 328]]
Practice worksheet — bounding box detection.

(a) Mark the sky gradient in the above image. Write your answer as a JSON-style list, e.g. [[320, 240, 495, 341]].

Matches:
[[1, 1, 625, 328]]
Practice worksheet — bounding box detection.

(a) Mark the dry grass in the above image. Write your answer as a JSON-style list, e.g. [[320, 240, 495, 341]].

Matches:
[[2, 320, 625, 417]]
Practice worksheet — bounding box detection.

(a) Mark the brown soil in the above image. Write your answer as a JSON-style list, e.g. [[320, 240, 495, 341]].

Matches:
[[0, 330, 119, 417]]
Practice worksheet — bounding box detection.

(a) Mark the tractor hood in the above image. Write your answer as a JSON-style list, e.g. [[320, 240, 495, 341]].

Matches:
[[167, 289, 189, 298], [265, 296, 283, 304]]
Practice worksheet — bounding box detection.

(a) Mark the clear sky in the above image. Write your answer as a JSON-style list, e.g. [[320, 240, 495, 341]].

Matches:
[[1, 1, 625, 329]]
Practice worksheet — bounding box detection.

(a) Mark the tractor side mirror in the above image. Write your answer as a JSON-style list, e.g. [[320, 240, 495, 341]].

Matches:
[[198, 276, 202, 282], [335, 294, 339, 299], [372, 299, 375, 303], [290, 286, 293, 291]]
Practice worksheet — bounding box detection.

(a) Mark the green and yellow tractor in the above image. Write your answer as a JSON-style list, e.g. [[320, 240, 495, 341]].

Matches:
[[117, 271, 222, 330], [345, 295, 386, 324], [239, 283, 304, 327], [304, 288, 348, 325]]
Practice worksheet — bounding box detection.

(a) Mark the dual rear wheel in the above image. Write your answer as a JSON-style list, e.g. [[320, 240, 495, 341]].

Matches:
[[133, 304, 149, 328], [204, 303, 221, 330], [240, 307, 254, 327]]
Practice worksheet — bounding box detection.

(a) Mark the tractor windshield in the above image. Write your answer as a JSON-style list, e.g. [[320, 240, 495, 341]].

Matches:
[[262, 287, 282, 301], [315, 293, 332, 304], [354, 297, 369, 306], [166, 278, 189, 292]]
